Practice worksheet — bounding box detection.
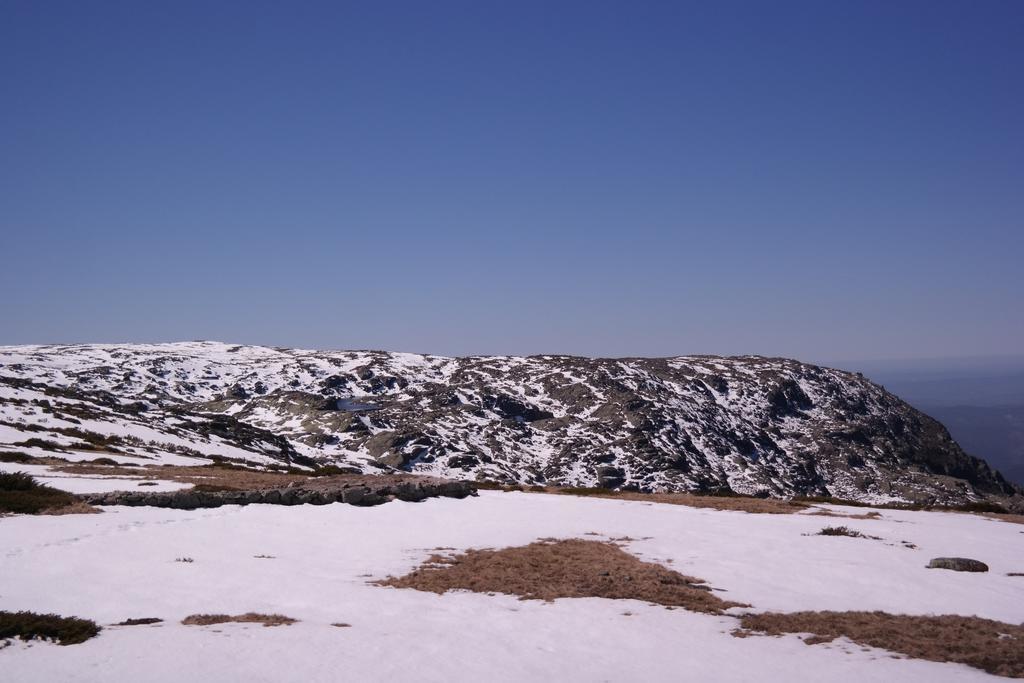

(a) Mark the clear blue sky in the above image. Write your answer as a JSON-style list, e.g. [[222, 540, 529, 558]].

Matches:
[[2, 0, 1021, 360]]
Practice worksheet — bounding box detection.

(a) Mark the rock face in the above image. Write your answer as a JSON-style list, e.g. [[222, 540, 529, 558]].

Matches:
[[927, 557, 990, 573], [1, 342, 1020, 508]]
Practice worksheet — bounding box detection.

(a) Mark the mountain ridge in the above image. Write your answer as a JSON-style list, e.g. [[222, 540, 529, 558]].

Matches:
[[1, 342, 1020, 510]]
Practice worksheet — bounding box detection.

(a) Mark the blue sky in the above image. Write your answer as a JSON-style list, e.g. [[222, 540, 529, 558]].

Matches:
[[2, 1, 1021, 360]]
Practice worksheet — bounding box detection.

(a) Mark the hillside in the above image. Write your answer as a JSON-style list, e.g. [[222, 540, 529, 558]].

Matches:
[[0, 342, 1019, 509]]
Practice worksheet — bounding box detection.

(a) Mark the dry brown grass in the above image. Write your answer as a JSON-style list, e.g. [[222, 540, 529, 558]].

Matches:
[[181, 613, 297, 627], [735, 611, 1024, 678], [39, 501, 102, 516], [526, 487, 810, 514], [46, 461, 451, 496], [375, 538, 745, 614], [982, 512, 1024, 525], [50, 462, 308, 490]]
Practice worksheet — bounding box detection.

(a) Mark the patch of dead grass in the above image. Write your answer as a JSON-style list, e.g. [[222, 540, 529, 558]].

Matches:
[[39, 501, 102, 516], [982, 512, 1024, 525], [532, 487, 809, 514], [735, 611, 1024, 678], [181, 613, 296, 627], [375, 538, 745, 614]]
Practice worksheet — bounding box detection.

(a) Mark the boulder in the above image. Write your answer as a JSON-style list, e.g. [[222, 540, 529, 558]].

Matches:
[[927, 557, 989, 572]]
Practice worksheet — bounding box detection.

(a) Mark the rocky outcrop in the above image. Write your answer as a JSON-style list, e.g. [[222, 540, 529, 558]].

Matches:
[[927, 557, 990, 572], [77, 475, 474, 509], [2, 342, 1020, 509]]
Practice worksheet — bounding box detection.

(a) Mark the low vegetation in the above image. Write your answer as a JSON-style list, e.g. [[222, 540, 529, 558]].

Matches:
[[181, 613, 297, 627], [735, 611, 1024, 678], [807, 509, 882, 520], [0, 451, 33, 463], [375, 538, 745, 614], [0, 610, 101, 645], [814, 526, 881, 540], [0, 471, 79, 514], [115, 618, 162, 626]]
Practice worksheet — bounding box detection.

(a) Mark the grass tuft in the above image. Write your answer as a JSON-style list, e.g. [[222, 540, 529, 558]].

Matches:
[[181, 613, 296, 627], [814, 526, 880, 539]]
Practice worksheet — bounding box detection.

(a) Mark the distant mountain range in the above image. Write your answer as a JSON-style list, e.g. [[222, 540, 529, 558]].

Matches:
[[1, 343, 1020, 510]]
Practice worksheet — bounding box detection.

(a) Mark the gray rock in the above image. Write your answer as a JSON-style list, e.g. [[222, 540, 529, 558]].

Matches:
[[595, 465, 626, 489], [927, 557, 989, 572]]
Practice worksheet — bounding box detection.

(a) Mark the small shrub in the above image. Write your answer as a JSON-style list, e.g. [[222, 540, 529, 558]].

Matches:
[[814, 526, 880, 540], [115, 617, 162, 626], [311, 465, 359, 477], [13, 438, 62, 451], [0, 471, 38, 491], [175, 557, 194, 563], [88, 457, 119, 466], [0, 610, 101, 645], [0, 472, 77, 514], [0, 451, 33, 464]]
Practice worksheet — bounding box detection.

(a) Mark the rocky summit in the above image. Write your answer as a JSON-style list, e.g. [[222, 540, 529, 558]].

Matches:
[[0, 342, 1019, 508]]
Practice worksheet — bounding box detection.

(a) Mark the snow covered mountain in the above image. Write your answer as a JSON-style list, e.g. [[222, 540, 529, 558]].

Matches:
[[0, 342, 1019, 508]]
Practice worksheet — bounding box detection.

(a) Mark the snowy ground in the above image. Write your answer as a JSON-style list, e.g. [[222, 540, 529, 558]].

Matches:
[[1, 491, 1022, 682]]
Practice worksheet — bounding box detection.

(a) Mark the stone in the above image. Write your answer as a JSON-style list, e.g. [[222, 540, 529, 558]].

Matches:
[[927, 557, 989, 572], [595, 466, 626, 489]]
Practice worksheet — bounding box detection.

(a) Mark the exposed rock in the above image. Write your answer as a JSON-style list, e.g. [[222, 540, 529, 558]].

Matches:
[[78, 475, 474, 510], [595, 466, 626, 488], [927, 557, 989, 572]]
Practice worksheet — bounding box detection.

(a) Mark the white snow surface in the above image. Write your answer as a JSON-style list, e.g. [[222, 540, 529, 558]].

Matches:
[[2, 491, 1022, 682]]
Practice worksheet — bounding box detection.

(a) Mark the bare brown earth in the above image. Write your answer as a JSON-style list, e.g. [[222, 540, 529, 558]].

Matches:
[[735, 611, 1024, 678], [375, 538, 745, 614], [181, 613, 296, 627]]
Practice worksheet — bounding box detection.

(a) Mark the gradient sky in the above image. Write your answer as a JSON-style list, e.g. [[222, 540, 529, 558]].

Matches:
[[2, 1, 1022, 360]]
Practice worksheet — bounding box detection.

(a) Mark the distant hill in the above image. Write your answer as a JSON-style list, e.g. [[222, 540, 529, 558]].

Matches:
[[1, 342, 1020, 510]]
